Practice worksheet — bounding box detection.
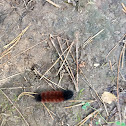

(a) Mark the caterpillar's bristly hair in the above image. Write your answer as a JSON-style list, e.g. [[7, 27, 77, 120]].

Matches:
[[63, 90, 73, 100], [34, 90, 73, 103], [34, 94, 42, 102]]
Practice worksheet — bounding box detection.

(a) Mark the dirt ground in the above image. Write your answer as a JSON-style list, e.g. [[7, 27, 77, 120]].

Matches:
[[0, 0, 126, 126]]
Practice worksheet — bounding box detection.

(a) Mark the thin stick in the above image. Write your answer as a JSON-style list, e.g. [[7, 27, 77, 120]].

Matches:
[[42, 102, 54, 120], [0, 89, 30, 126], [0, 86, 32, 90], [3, 24, 30, 49], [0, 24, 30, 61], [122, 3, 126, 13], [103, 102, 109, 116], [75, 31, 79, 92], [76, 109, 100, 126], [66, 40, 103, 103], [12, 39, 47, 58], [0, 50, 11, 60], [109, 60, 113, 71], [40, 41, 74, 80], [43, 76, 65, 90], [83, 29, 104, 49], [0, 72, 23, 83], [121, 44, 125, 68], [46, 0, 61, 8], [58, 73, 64, 85], [57, 41, 74, 75], [68, 100, 94, 102], [65, 102, 86, 109], [106, 34, 126, 58], [34, 68, 65, 89], [0, 39, 46, 68], [50, 35, 72, 81], [116, 43, 125, 123], [43, 78, 55, 89], [65, 100, 95, 108], [57, 36, 77, 91]]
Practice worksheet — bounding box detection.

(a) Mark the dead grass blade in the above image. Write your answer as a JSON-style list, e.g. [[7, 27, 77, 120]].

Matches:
[[18, 92, 37, 100], [122, 3, 126, 13], [0, 24, 30, 60], [46, 0, 61, 8], [76, 109, 101, 126], [0, 89, 30, 126]]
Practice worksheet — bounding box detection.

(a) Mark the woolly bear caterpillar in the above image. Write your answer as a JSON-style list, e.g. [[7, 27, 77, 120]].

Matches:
[[34, 90, 73, 103]]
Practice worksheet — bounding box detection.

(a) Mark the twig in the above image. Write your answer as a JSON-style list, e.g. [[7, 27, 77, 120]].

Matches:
[[121, 43, 125, 68], [0, 39, 46, 68], [56, 41, 74, 75], [0, 50, 11, 60], [63, 42, 103, 103], [65, 102, 86, 109], [83, 29, 104, 49], [106, 34, 126, 58], [0, 72, 23, 84], [40, 41, 74, 80], [43, 76, 65, 90], [76, 109, 101, 126], [109, 60, 113, 71], [42, 102, 54, 120], [122, 3, 126, 13], [4, 24, 30, 49], [49, 35, 73, 82], [75, 31, 79, 92], [34, 68, 65, 89], [12, 39, 47, 58], [65, 100, 95, 108], [46, 0, 61, 8], [103, 101, 109, 116], [116, 43, 125, 123], [57, 36, 77, 91], [43, 78, 55, 90], [0, 86, 32, 90], [0, 24, 30, 60], [0, 89, 30, 126]]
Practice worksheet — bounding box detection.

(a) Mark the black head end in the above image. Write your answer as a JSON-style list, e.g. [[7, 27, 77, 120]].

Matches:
[[34, 94, 42, 102], [63, 90, 73, 100]]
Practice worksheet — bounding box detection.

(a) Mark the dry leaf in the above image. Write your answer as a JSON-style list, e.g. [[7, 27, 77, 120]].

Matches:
[[101, 92, 117, 104]]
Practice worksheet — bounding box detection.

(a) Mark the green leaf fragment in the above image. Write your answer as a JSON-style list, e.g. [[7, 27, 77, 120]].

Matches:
[[116, 121, 121, 125], [121, 123, 125, 126], [96, 122, 99, 125]]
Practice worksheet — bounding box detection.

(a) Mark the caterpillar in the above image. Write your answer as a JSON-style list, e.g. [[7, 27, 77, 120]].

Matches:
[[34, 90, 73, 103]]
